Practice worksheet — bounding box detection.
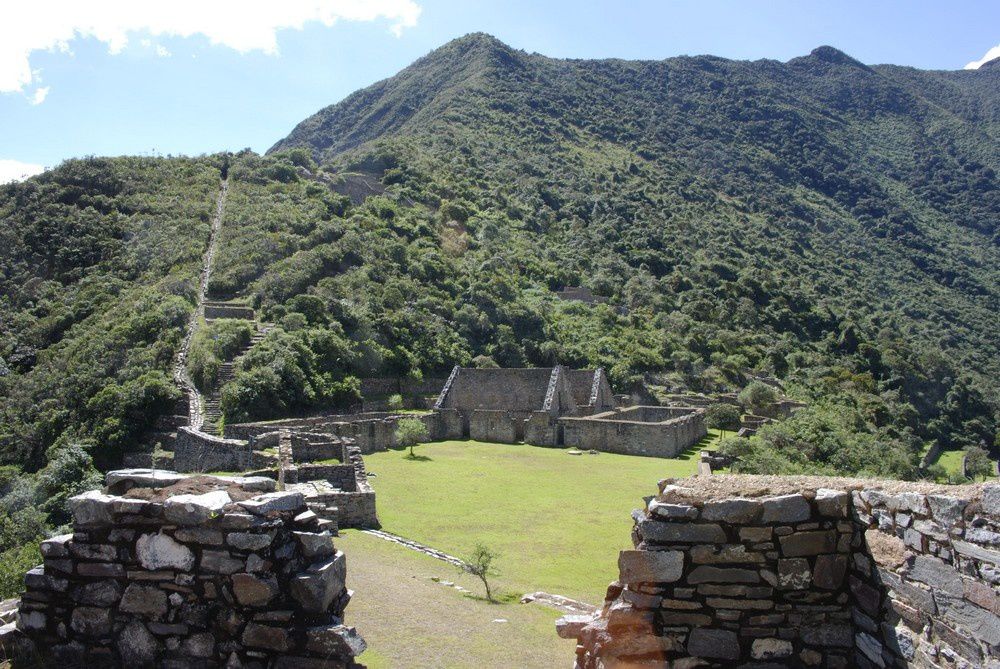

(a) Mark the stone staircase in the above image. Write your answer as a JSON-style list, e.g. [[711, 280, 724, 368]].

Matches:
[[202, 323, 273, 435]]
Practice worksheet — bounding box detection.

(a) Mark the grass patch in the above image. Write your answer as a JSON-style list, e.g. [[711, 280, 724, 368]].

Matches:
[[364, 440, 702, 602], [338, 530, 570, 668]]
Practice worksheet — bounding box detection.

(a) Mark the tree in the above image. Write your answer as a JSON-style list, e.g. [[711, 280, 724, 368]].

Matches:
[[737, 381, 779, 415], [461, 543, 500, 603], [705, 403, 741, 432], [964, 446, 994, 481], [395, 418, 429, 458]]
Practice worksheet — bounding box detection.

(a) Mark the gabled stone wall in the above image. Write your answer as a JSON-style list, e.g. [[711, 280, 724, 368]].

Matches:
[[565, 475, 1000, 668], [15, 470, 365, 668]]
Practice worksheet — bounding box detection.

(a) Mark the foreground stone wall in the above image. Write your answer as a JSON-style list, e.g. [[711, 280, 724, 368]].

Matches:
[[15, 469, 365, 667], [566, 476, 1000, 668]]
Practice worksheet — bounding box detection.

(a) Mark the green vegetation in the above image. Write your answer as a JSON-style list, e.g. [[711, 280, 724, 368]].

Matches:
[[461, 543, 501, 603], [395, 417, 429, 458], [704, 404, 741, 432], [364, 440, 700, 601], [187, 318, 253, 391]]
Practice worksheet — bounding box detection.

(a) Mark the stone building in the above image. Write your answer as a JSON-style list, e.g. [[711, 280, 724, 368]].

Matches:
[[433, 365, 616, 445]]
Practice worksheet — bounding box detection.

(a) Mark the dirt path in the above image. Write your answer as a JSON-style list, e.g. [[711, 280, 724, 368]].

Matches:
[[174, 177, 228, 432]]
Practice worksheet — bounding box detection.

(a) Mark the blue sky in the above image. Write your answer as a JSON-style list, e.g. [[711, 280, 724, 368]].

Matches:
[[1, 0, 997, 182]]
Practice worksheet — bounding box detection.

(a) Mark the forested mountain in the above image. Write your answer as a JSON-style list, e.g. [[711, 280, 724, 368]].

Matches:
[[1, 34, 998, 548]]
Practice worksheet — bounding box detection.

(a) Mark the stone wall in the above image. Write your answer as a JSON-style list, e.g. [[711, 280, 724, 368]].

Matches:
[[564, 475, 1000, 668], [469, 410, 519, 444], [15, 469, 365, 667], [202, 302, 255, 320], [173, 427, 271, 473], [560, 407, 706, 458], [436, 367, 554, 413]]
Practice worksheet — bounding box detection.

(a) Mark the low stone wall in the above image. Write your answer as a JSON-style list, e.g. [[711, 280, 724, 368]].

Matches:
[[560, 408, 706, 458], [469, 410, 519, 444], [564, 475, 1000, 668], [173, 427, 270, 473], [297, 464, 357, 490], [15, 469, 365, 667], [202, 303, 255, 320]]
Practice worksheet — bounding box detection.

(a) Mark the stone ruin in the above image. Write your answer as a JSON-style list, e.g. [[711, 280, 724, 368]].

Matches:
[[561, 475, 1000, 668], [561, 406, 707, 458], [12, 469, 366, 668]]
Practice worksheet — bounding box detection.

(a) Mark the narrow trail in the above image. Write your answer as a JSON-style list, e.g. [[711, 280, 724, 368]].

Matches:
[[174, 177, 228, 433]]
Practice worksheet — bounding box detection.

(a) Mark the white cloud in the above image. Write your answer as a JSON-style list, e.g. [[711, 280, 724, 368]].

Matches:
[[0, 159, 45, 184], [155, 45, 171, 58], [965, 44, 1000, 69], [30, 86, 49, 104], [0, 0, 422, 93]]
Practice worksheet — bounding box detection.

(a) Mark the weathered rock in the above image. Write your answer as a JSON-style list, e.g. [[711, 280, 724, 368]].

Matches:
[[227, 531, 276, 551], [687, 628, 739, 659], [290, 552, 347, 612], [778, 558, 811, 590], [779, 530, 837, 557], [40, 535, 72, 558], [293, 531, 335, 559], [200, 550, 245, 574], [238, 492, 304, 516], [136, 532, 195, 571], [232, 573, 279, 607], [908, 555, 963, 596], [751, 638, 793, 659], [120, 583, 169, 618], [105, 469, 187, 490], [927, 494, 967, 525], [813, 554, 848, 590], [688, 566, 760, 584], [689, 544, 764, 564], [638, 520, 727, 543], [701, 498, 761, 523], [181, 632, 215, 658], [648, 501, 699, 520], [71, 580, 122, 606], [305, 624, 367, 657], [980, 485, 1000, 518], [760, 494, 811, 523], [69, 490, 116, 526], [618, 550, 684, 583], [242, 623, 290, 651], [173, 528, 224, 545], [117, 620, 160, 666], [164, 490, 231, 525], [800, 623, 852, 647], [815, 489, 849, 518], [70, 606, 112, 636], [856, 632, 886, 666]]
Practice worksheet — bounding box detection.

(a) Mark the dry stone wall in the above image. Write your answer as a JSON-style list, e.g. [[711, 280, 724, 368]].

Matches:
[[560, 407, 706, 458], [15, 469, 365, 668], [566, 476, 1000, 668]]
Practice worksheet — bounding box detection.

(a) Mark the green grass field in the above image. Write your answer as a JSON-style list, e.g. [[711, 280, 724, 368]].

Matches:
[[362, 434, 716, 603]]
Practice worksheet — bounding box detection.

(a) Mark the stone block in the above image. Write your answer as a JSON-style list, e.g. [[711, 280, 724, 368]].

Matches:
[[752, 638, 793, 659], [739, 527, 772, 543], [70, 606, 112, 636], [687, 628, 739, 660], [136, 532, 195, 571], [69, 490, 116, 526], [227, 531, 276, 551], [638, 520, 727, 544], [71, 580, 122, 607], [293, 531, 335, 559], [813, 554, 848, 590], [690, 544, 764, 564], [232, 573, 279, 607], [242, 623, 290, 651], [173, 528, 224, 545], [779, 530, 837, 557], [815, 489, 849, 518], [980, 485, 1000, 518], [908, 555, 963, 596], [120, 583, 169, 618], [305, 624, 367, 657], [760, 494, 811, 523], [200, 550, 245, 574], [778, 558, 811, 590], [800, 623, 853, 647], [40, 534, 72, 558], [927, 494, 967, 525], [117, 620, 160, 666], [688, 566, 760, 584], [290, 551, 347, 612], [239, 491, 305, 516], [701, 498, 762, 523], [164, 490, 231, 525], [647, 501, 698, 519], [619, 549, 685, 584]]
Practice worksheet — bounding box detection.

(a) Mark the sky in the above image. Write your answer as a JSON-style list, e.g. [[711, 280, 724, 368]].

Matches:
[[1, 0, 998, 183]]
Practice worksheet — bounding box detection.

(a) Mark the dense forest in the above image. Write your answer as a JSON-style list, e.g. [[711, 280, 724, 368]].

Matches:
[[0, 34, 997, 591]]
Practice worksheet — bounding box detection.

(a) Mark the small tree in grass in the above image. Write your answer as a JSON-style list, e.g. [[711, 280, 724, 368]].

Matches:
[[705, 403, 741, 435], [965, 446, 993, 481], [395, 417, 429, 458], [461, 543, 500, 603]]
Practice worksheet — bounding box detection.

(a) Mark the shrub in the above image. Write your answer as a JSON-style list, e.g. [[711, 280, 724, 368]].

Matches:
[[387, 394, 404, 411], [395, 418, 429, 457], [461, 543, 500, 603], [737, 381, 779, 414], [705, 403, 741, 431]]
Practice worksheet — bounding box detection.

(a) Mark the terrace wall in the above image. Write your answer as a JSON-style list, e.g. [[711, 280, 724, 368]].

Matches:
[[560, 408, 706, 457], [567, 477, 1000, 668]]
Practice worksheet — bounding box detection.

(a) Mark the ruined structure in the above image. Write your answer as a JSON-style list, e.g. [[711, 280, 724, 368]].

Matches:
[[15, 469, 365, 667], [561, 406, 707, 458], [563, 475, 1000, 668]]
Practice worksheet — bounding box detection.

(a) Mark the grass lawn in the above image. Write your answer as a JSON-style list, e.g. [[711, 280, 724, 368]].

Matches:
[[934, 449, 965, 477], [363, 438, 708, 603], [338, 530, 571, 668]]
